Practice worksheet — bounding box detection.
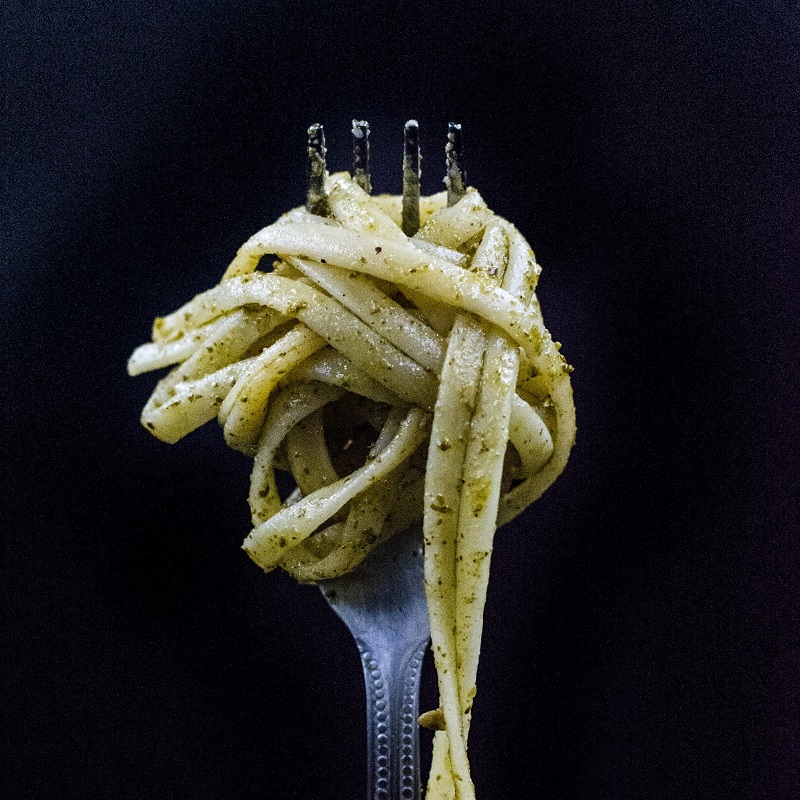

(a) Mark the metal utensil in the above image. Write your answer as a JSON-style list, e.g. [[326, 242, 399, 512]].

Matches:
[[320, 526, 430, 800]]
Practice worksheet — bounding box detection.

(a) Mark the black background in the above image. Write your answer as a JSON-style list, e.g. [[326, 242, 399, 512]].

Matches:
[[5, 2, 799, 798]]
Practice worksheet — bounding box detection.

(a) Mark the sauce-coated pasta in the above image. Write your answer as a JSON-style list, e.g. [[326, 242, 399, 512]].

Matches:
[[129, 172, 575, 799]]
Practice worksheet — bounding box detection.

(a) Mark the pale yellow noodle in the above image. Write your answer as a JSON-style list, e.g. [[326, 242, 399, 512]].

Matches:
[[243, 407, 431, 570], [426, 220, 511, 799], [284, 409, 338, 496], [249, 383, 344, 525]]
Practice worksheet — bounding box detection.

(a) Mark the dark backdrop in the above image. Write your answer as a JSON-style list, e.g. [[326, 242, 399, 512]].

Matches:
[[5, 2, 799, 798]]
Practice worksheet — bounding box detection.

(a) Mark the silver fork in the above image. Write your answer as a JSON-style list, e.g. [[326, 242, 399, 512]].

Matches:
[[310, 120, 467, 800], [320, 526, 430, 800]]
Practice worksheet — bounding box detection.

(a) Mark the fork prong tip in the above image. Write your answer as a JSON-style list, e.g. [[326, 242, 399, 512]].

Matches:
[[403, 119, 421, 236], [352, 119, 372, 194], [445, 122, 466, 207], [307, 123, 328, 215]]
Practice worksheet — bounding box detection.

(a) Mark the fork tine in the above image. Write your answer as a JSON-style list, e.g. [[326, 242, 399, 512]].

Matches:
[[307, 123, 328, 216], [445, 122, 466, 207], [402, 119, 421, 236], [352, 119, 372, 194]]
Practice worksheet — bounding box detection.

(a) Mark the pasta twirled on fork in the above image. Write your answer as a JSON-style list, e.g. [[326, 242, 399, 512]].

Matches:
[[129, 170, 575, 799]]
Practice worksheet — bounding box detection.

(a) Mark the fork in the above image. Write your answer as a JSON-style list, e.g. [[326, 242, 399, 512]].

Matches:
[[320, 526, 430, 800], [311, 120, 467, 800]]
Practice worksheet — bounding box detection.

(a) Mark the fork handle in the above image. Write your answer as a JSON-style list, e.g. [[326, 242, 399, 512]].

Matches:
[[356, 636, 430, 800]]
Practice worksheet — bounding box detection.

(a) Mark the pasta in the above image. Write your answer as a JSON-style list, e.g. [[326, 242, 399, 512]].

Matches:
[[129, 171, 575, 798]]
